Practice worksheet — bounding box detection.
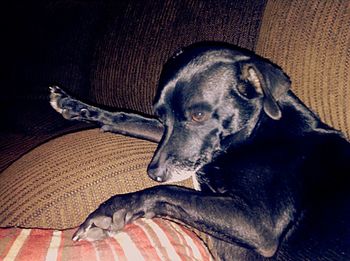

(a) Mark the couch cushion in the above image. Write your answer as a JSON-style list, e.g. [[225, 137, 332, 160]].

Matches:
[[0, 129, 193, 229], [256, 0, 350, 139], [0, 218, 213, 261]]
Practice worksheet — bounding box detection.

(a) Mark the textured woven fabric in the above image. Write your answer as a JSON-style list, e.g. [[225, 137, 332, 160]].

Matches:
[[0, 218, 213, 261], [90, 0, 267, 114], [0, 129, 193, 229], [256, 0, 350, 139]]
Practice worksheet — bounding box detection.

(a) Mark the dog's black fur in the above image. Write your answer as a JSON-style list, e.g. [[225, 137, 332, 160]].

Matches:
[[50, 42, 350, 260]]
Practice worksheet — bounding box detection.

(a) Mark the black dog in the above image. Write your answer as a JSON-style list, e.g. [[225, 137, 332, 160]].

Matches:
[[50, 42, 350, 260]]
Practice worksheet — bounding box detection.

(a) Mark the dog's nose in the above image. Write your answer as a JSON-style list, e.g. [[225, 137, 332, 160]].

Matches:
[[147, 162, 167, 183]]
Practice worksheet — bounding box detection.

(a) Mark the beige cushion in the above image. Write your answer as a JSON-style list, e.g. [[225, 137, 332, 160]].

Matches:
[[256, 0, 350, 139], [0, 129, 193, 229]]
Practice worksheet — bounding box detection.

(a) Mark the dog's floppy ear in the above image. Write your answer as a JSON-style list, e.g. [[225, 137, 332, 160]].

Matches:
[[239, 60, 291, 120]]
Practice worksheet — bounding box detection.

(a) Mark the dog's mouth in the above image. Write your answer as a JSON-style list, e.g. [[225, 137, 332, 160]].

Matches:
[[154, 158, 205, 184], [162, 168, 195, 184]]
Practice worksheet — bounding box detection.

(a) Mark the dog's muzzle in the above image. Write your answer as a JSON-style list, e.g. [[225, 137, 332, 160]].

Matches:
[[147, 160, 196, 183], [147, 161, 168, 182]]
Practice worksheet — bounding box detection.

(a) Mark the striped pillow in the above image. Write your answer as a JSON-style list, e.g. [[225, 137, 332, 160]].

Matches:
[[0, 218, 213, 261]]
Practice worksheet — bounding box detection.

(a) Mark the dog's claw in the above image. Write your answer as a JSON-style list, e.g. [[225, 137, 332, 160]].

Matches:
[[72, 227, 85, 242], [72, 218, 93, 242]]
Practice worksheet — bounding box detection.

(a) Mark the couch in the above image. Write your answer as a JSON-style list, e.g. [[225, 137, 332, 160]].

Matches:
[[0, 0, 349, 259]]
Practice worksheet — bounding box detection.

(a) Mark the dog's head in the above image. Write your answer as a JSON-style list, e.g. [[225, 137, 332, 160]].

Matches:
[[148, 42, 291, 183]]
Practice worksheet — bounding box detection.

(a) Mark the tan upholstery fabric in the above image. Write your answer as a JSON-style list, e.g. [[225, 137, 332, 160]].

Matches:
[[256, 0, 350, 139], [0, 129, 193, 229], [90, 0, 267, 114]]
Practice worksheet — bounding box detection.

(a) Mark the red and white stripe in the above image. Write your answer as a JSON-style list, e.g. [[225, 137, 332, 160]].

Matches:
[[0, 218, 213, 261]]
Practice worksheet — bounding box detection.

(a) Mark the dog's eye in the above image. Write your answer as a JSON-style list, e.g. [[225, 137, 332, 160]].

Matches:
[[191, 111, 209, 122]]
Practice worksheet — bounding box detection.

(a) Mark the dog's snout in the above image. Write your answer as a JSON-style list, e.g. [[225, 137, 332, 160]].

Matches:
[[147, 161, 167, 183]]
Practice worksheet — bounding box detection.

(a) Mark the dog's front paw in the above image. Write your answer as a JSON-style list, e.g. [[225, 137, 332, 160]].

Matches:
[[72, 194, 153, 242], [72, 210, 127, 242], [49, 86, 92, 120]]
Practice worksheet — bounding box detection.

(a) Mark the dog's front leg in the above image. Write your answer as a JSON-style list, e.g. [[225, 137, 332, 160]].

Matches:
[[73, 185, 283, 258], [49, 86, 163, 142]]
